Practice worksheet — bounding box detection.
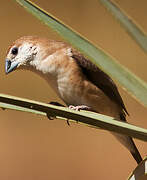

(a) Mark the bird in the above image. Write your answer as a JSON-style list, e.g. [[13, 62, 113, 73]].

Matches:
[[5, 36, 142, 164]]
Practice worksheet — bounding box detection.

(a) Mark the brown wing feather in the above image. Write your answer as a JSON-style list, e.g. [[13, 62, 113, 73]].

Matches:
[[71, 52, 129, 117]]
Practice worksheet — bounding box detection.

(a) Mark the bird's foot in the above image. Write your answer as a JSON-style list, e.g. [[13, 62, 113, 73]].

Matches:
[[46, 114, 54, 120], [68, 105, 92, 124], [48, 101, 70, 126], [47, 101, 64, 120], [69, 105, 91, 111]]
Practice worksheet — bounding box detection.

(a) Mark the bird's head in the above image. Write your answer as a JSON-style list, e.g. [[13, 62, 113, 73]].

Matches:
[[5, 36, 39, 74]]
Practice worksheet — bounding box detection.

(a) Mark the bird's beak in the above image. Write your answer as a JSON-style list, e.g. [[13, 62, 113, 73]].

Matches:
[[5, 59, 19, 74]]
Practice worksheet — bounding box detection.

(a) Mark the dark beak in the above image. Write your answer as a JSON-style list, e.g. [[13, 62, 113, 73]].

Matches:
[[5, 59, 19, 74]]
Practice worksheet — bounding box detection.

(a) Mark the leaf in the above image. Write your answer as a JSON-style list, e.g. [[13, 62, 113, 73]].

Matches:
[[14, 0, 147, 106], [100, 0, 147, 54], [0, 93, 147, 141]]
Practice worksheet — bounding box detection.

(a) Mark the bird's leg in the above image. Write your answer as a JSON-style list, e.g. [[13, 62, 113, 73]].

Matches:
[[68, 105, 93, 123], [48, 101, 70, 126]]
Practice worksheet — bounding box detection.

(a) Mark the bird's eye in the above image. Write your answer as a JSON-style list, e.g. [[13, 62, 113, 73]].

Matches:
[[11, 47, 18, 55]]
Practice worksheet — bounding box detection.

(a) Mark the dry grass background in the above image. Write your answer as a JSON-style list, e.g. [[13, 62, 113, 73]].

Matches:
[[0, 0, 147, 179]]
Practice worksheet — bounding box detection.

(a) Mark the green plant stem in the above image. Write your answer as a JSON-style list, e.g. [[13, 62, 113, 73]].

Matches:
[[0, 93, 147, 141]]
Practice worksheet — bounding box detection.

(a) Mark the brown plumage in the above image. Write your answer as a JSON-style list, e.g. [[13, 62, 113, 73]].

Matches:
[[5, 36, 142, 164]]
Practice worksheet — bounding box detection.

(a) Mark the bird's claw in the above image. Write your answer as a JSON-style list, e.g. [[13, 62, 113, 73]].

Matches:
[[69, 105, 91, 111], [66, 119, 70, 126], [46, 113, 55, 120], [48, 101, 70, 126], [69, 105, 92, 124]]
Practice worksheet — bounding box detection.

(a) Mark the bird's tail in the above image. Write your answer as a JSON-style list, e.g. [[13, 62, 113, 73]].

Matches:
[[112, 132, 142, 164]]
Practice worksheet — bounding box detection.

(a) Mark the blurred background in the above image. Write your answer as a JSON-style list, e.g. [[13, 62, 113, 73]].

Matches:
[[0, 0, 147, 179]]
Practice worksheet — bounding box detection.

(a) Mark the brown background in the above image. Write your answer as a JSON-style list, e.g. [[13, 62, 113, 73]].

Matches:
[[0, 0, 147, 179]]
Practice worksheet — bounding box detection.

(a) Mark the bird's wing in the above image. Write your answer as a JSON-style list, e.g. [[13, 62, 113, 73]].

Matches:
[[71, 50, 129, 117]]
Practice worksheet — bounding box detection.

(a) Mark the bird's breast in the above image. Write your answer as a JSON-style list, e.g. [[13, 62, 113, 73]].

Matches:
[[56, 69, 85, 106]]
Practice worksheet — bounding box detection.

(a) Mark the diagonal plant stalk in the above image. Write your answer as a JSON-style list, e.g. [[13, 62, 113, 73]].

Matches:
[[0, 93, 147, 141], [128, 156, 147, 180], [14, 0, 147, 107], [100, 0, 147, 54]]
